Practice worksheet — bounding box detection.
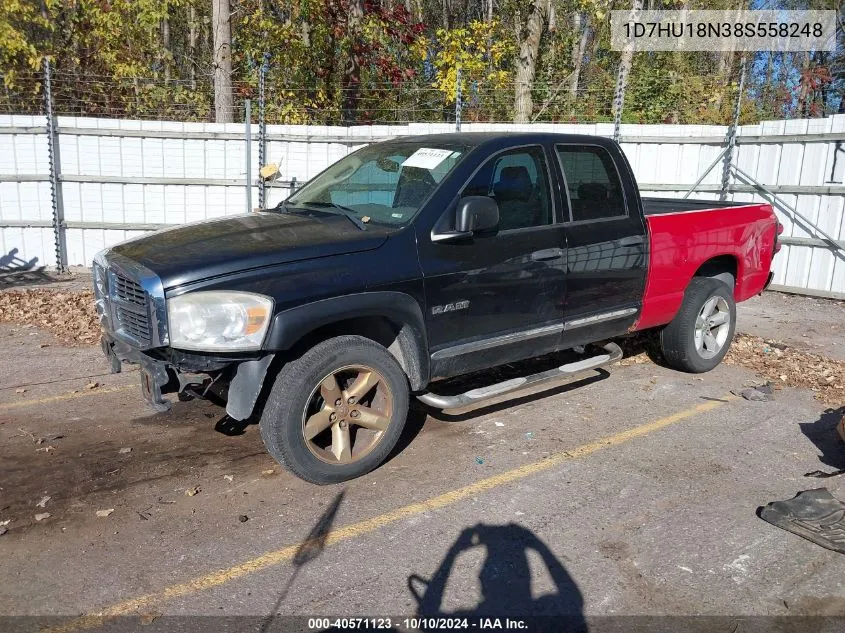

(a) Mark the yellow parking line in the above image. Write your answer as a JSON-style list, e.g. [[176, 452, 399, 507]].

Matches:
[[43, 394, 736, 632], [0, 384, 136, 412]]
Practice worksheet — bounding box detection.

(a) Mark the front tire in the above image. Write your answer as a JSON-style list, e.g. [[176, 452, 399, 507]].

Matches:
[[259, 335, 409, 484], [660, 277, 736, 373]]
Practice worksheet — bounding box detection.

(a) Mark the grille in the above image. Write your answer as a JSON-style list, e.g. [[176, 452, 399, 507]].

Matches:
[[113, 272, 146, 306], [111, 269, 152, 344], [116, 305, 151, 342]]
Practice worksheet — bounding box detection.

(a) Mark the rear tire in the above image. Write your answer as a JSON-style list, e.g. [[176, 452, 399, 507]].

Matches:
[[660, 277, 736, 373], [259, 335, 409, 484]]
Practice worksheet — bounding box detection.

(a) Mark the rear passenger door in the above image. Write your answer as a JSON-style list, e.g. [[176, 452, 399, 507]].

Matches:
[[554, 144, 647, 345]]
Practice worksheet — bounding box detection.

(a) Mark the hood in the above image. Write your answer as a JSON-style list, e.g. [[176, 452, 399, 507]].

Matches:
[[110, 212, 391, 288]]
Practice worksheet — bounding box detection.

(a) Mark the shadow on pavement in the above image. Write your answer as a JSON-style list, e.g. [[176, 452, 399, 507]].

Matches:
[[260, 489, 346, 633], [407, 523, 586, 631], [800, 406, 845, 475]]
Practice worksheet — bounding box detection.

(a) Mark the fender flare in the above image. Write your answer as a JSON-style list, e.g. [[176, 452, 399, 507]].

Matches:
[[263, 291, 430, 390]]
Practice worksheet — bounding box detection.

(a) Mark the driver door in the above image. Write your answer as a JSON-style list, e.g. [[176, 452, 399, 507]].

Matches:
[[417, 145, 568, 378]]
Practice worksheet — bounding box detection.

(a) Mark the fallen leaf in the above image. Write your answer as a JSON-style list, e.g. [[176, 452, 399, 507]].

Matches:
[[96, 509, 114, 518], [261, 469, 275, 476], [34, 513, 51, 521], [223, 474, 234, 482], [185, 486, 200, 497]]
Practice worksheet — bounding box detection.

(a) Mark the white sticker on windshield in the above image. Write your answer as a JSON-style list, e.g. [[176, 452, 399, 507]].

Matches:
[[402, 148, 454, 170]]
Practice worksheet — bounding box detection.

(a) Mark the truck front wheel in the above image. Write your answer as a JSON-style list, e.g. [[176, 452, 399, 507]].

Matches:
[[659, 277, 736, 373], [259, 335, 409, 484]]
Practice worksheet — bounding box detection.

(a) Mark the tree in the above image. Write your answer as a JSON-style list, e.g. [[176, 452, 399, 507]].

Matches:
[[513, 0, 550, 123], [612, 0, 643, 125], [422, 20, 514, 121], [212, 0, 233, 122], [568, 10, 590, 101], [341, 0, 364, 124]]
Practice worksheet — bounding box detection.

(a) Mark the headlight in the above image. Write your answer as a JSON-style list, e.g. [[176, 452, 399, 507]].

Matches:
[[92, 263, 107, 297], [92, 250, 109, 297], [167, 291, 273, 351]]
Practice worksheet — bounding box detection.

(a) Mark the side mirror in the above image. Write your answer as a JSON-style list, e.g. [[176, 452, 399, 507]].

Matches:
[[456, 196, 499, 234]]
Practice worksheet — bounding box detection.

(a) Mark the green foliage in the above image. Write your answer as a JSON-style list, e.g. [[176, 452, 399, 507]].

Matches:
[[0, 0, 841, 123], [424, 21, 514, 103]]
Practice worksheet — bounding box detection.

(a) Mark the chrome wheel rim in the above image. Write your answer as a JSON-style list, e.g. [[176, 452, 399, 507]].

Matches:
[[694, 296, 730, 359], [301, 365, 394, 465]]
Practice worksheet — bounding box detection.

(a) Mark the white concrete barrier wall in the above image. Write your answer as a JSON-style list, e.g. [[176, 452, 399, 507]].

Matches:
[[1, 114, 844, 297]]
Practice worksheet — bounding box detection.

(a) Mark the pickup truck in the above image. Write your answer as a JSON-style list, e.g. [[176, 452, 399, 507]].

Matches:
[[93, 133, 780, 484]]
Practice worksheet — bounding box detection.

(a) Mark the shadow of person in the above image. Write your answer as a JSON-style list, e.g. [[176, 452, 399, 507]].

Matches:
[[799, 406, 845, 477], [408, 523, 586, 632]]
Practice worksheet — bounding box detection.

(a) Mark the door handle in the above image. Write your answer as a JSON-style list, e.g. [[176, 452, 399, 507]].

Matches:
[[530, 247, 564, 261], [617, 236, 644, 247]]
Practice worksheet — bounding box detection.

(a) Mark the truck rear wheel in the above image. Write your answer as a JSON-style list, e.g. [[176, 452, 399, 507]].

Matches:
[[259, 335, 409, 484], [659, 277, 736, 373]]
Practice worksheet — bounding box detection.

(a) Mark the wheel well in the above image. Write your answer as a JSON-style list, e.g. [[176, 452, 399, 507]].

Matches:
[[694, 255, 737, 294], [291, 316, 424, 390]]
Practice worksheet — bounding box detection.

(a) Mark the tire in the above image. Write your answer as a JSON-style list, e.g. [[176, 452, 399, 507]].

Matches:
[[659, 277, 736, 373], [259, 335, 409, 484]]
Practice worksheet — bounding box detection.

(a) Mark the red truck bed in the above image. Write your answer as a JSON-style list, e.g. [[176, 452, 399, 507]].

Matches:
[[635, 198, 779, 330]]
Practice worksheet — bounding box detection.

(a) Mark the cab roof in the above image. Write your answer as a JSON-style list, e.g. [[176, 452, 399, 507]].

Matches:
[[378, 132, 620, 152]]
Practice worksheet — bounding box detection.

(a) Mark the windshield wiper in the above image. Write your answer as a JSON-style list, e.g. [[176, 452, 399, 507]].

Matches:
[[301, 201, 367, 231]]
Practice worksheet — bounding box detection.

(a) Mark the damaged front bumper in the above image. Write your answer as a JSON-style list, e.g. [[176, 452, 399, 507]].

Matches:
[[101, 334, 274, 420]]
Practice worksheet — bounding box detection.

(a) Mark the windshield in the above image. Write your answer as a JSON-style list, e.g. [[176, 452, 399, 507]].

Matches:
[[286, 141, 466, 226]]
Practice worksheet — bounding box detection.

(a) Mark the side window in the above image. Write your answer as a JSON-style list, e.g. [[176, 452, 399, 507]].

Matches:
[[556, 146, 626, 222], [461, 147, 552, 231]]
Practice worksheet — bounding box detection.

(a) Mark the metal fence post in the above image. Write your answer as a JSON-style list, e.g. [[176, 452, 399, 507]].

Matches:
[[613, 0, 642, 143], [245, 99, 252, 213], [258, 53, 269, 210], [612, 67, 626, 144], [455, 66, 462, 132], [42, 58, 68, 273], [720, 56, 746, 202]]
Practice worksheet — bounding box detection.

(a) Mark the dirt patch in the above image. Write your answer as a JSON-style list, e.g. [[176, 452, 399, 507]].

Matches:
[[619, 333, 844, 407], [724, 334, 844, 407], [0, 289, 98, 345], [1, 399, 271, 535]]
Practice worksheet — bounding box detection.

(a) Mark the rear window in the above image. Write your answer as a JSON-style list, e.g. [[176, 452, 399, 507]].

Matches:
[[556, 146, 626, 222]]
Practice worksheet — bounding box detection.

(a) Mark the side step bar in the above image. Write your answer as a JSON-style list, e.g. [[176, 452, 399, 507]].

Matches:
[[416, 342, 623, 410]]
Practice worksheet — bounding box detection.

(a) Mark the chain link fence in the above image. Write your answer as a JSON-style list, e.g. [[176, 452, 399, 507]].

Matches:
[[1, 56, 829, 127]]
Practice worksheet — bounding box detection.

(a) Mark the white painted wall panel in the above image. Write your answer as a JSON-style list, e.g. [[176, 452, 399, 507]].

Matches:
[[1, 116, 844, 297]]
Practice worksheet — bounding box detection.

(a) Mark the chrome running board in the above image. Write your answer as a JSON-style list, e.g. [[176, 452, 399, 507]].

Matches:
[[416, 342, 623, 410]]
